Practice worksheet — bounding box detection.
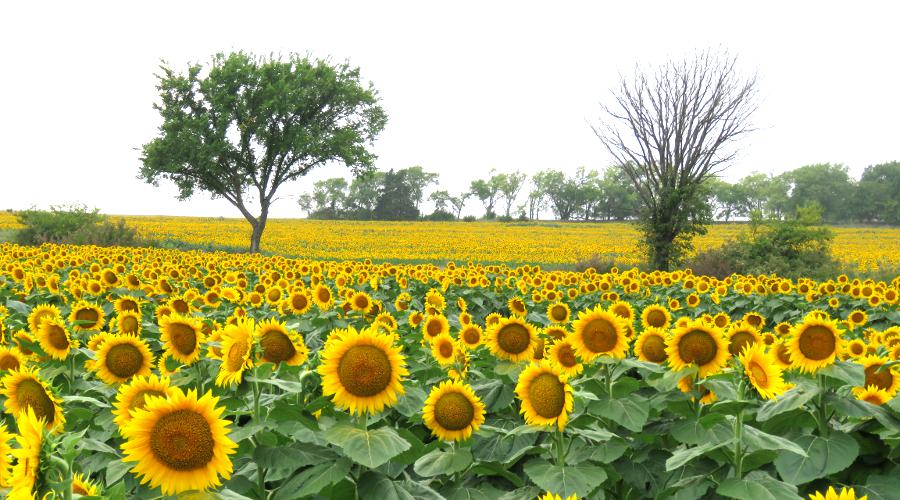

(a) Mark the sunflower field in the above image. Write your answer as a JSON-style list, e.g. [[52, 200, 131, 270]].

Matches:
[[0, 242, 898, 499]]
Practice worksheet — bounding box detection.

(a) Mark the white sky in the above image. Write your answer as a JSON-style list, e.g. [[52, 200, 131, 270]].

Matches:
[[1, 1, 898, 218]]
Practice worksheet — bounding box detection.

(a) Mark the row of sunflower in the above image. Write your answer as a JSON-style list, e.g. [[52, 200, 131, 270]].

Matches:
[[0, 242, 896, 499]]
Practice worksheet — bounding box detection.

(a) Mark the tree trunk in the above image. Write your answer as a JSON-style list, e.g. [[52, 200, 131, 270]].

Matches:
[[248, 204, 270, 253]]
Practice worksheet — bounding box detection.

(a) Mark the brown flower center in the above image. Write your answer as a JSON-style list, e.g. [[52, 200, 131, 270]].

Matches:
[[496, 323, 531, 355], [150, 409, 214, 471], [581, 318, 618, 353], [16, 378, 55, 424], [641, 334, 668, 363], [677, 330, 718, 366], [555, 343, 578, 367], [106, 343, 145, 378], [46, 324, 70, 350], [226, 339, 250, 372], [434, 391, 475, 431], [865, 364, 894, 391], [338, 345, 392, 397], [729, 331, 757, 356], [169, 323, 198, 355], [646, 309, 667, 328], [529, 373, 565, 419], [261, 330, 296, 363], [797, 325, 837, 361]]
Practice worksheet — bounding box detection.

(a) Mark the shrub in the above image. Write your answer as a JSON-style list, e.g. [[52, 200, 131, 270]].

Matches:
[[424, 210, 456, 221], [496, 215, 514, 222], [15, 205, 145, 247], [573, 255, 620, 274], [462, 215, 477, 222]]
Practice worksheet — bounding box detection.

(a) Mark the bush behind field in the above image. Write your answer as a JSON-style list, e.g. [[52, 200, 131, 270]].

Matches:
[[15, 205, 145, 247]]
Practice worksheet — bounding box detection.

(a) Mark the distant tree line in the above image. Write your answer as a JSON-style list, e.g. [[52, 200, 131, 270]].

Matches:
[[298, 161, 899, 224]]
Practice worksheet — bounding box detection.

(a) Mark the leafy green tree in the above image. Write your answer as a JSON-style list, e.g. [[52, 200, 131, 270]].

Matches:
[[855, 161, 900, 224], [308, 178, 349, 219], [497, 171, 527, 217], [783, 164, 855, 223], [469, 172, 503, 218], [597, 167, 640, 221], [404, 166, 440, 211], [374, 169, 419, 220], [532, 170, 579, 220], [448, 193, 470, 219], [593, 51, 758, 270], [344, 171, 384, 219], [140, 52, 386, 252]]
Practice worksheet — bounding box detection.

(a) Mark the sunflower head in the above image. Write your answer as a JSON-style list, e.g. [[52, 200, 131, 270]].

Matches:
[[159, 314, 206, 365], [853, 385, 892, 406], [215, 319, 255, 387], [422, 314, 450, 341], [93, 334, 154, 385], [859, 355, 900, 395], [431, 333, 458, 366], [787, 317, 845, 374], [634, 328, 668, 364], [27, 304, 61, 335], [121, 387, 237, 495], [548, 339, 583, 377], [115, 310, 142, 336], [255, 319, 309, 367], [739, 343, 787, 400], [36, 318, 74, 360], [0, 347, 26, 373], [640, 304, 671, 330], [113, 374, 176, 429], [514, 360, 573, 431], [318, 326, 408, 415], [726, 322, 761, 357], [68, 300, 105, 331], [546, 302, 571, 324], [666, 320, 730, 378], [486, 317, 538, 362], [459, 324, 484, 349], [422, 379, 485, 442], [570, 306, 629, 362], [1, 367, 66, 431]]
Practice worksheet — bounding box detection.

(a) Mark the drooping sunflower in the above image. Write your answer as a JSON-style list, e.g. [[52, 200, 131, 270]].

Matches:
[[318, 326, 408, 415], [508, 296, 527, 317], [1, 367, 65, 431], [115, 310, 142, 336], [159, 314, 206, 365], [666, 320, 730, 378], [0, 347, 26, 372], [486, 316, 539, 362], [547, 339, 583, 377], [787, 317, 845, 374], [255, 319, 309, 367], [640, 304, 671, 330], [425, 289, 447, 312], [0, 423, 13, 488], [569, 306, 629, 362], [68, 300, 105, 331], [215, 319, 255, 387], [114, 295, 142, 314], [739, 343, 788, 400], [8, 407, 44, 498], [634, 328, 668, 364], [36, 317, 75, 360], [459, 324, 484, 349], [27, 304, 61, 335], [546, 302, 571, 324], [431, 333, 458, 366], [313, 284, 335, 310], [72, 473, 100, 496], [121, 388, 237, 496], [422, 379, 485, 442], [726, 322, 762, 357], [422, 314, 450, 342], [112, 374, 176, 428], [609, 301, 635, 324], [859, 355, 900, 395], [853, 385, 893, 406], [93, 335, 154, 385], [515, 360, 573, 431]]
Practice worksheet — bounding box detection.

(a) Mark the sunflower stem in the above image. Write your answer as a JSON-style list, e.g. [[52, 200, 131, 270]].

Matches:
[[815, 373, 829, 437], [554, 427, 565, 466], [67, 354, 76, 391], [252, 368, 262, 422], [733, 379, 745, 479]]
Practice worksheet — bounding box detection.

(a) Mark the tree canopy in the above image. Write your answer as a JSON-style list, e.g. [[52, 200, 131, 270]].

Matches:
[[140, 52, 386, 252]]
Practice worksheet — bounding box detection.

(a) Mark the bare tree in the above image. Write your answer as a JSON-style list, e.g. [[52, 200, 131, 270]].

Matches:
[[593, 50, 758, 270]]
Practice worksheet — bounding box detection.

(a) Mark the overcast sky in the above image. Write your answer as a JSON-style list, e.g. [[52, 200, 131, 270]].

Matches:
[[1, 1, 898, 218]]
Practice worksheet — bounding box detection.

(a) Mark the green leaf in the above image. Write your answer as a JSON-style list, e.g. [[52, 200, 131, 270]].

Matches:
[[590, 437, 628, 463], [819, 361, 865, 387], [253, 444, 337, 470], [671, 413, 728, 445], [523, 458, 606, 498], [757, 385, 819, 421], [324, 423, 411, 469], [859, 474, 900, 500], [105, 458, 131, 485], [741, 425, 807, 457], [414, 447, 473, 477], [356, 471, 445, 500], [271, 458, 352, 500], [472, 428, 539, 464], [393, 385, 427, 418], [773, 432, 858, 485], [590, 395, 649, 432], [245, 376, 304, 393], [666, 440, 731, 471], [716, 470, 801, 499], [63, 395, 110, 408], [78, 438, 119, 455]]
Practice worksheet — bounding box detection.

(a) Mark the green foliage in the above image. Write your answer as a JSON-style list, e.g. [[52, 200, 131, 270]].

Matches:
[[15, 205, 143, 247], [141, 51, 386, 251], [374, 169, 420, 220]]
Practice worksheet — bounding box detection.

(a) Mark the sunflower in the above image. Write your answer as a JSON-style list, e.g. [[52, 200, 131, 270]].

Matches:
[[8, 407, 44, 498], [394, 292, 412, 311], [112, 374, 176, 428], [27, 304, 61, 335], [72, 473, 100, 496], [515, 360, 573, 431], [859, 355, 900, 395], [569, 306, 629, 362], [93, 335, 154, 385], [159, 314, 205, 365], [485, 312, 502, 327], [640, 304, 671, 330], [284, 291, 312, 315], [459, 324, 484, 349], [666, 320, 730, 378], [848, 310, 868, 328], [742, 311, 766, 330], [431, 333, 458, 366], [255, 319, 309, 367], [486, 317, 539, 362], [215, 319, 254, 387], [0, 423, 13, 488], [546, 302, 571, 324], [349, 291, 374, 314], [508, 296, 527, 317], [787, 317, 845, 373], [374, 312, 398, 331], [1, 367, 65, 431], [422, 379, 485, 442], [610, 301, 635, 323], [726, 322, 762, 356], [547, 339, 583, 377], [770, 340, 793, 369], [115, 310, 142, 336], [318, 326, 408, 415], [538, 494, 579, 500], [713, 312, 731, 329], [68, 300, 105, 331], [313, 284, 335, 310], [114, 295, 141, 314], [36, 318, 75, 360], [425, 289, 447, 311], [853, 385, 892, 406], [121, 388, 237, 495], [634, 328, 668, 364], [422, 314, 450, 342], [739, 343, 788, 400], [808, 486, 867, 500], [543, 326, 569, 341], [0, 347, 26, 372]]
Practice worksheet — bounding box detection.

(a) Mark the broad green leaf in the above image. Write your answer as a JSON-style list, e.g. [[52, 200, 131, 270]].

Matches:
[[356, 471, 445, 500], [741, 425, 807, 457], [671, 413, 728, 445], [414, 447, 473, 477], [590, 437, 629, 463], [245, 376, 304, 393], [325, 423, 411, 468], [773, 432, 858, 485], [819, 361, 865, 387], [858, 474, 900, 500], [590, 395, 649, 432], [271, 458, 351, 500], [716, 470, 801, 499], [105, 459, 131, 486], [472, 429, 539, 464], [757, 385, 819, 421], [523, 458, 606, 498], [666, 440, 731, 471], [253, 444, 337, 470]]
